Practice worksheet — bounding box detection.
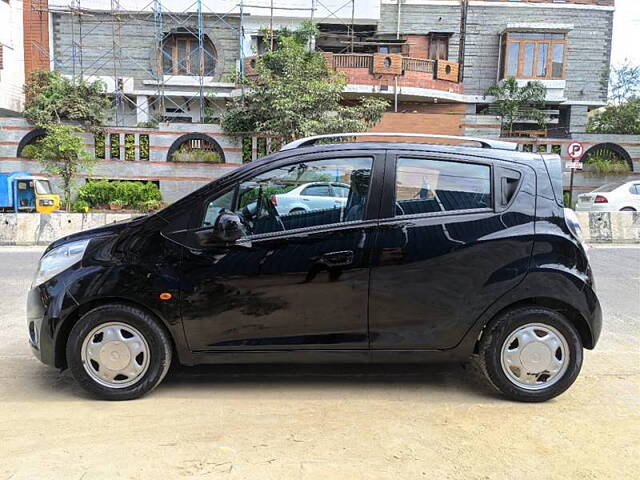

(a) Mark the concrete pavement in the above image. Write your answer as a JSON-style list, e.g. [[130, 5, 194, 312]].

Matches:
[[0, 246, 638, 479]]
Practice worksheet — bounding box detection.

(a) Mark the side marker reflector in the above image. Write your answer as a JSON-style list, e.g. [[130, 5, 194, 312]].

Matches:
[[159, 293, 172, 300]]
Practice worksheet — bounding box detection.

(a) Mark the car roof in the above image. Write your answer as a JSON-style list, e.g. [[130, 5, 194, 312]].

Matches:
[[261, 141, 544, 165]]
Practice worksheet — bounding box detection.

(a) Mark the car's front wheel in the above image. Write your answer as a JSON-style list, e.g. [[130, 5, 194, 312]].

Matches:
[[478, 307, 583, 402], [66, 304, 172, 400]]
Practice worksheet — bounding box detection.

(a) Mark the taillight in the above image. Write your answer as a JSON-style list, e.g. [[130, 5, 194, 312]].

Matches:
[[594, 195, 608, 204], [271, 194, 277, 206]]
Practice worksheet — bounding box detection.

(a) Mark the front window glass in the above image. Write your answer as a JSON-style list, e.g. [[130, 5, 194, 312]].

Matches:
[[395, 158, 491, 216], [34, 180, 53, 195], [203, 189, 235, 226], [202, 157, 373, 235]]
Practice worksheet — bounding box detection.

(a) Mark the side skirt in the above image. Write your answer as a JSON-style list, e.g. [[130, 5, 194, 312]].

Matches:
[[189, 349, 471, 365]]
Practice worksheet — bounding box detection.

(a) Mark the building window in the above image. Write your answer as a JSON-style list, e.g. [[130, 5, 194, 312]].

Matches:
[[378, 45, 402, 54], [161, 33, 216, 76], [501, 32, 566, 80], [429, 35, 449, 61]]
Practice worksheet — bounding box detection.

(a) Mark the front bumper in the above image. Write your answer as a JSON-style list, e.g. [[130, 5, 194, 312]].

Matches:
[[27, 286, 50, 364], [27, 276, 79, 368]]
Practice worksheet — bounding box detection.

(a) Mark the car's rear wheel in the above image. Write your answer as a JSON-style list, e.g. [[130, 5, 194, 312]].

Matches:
[[620, 207, 636, 212], [66, 304, 172, 400], [478, 307, 583, 402], [289, 208, 306, 214]]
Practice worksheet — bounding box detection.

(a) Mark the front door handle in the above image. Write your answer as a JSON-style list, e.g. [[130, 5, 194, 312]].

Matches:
[[320, 250, 354, 267]]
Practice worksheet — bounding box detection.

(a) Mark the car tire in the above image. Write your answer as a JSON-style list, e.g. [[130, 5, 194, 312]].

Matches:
[[289, 208, 306, 214], [66, 304, 172, 400], [620, 207, 636, 212], [478, 307, 583, 402]]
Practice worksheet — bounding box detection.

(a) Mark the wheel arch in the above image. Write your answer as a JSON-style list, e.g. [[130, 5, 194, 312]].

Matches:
[[54, 297, 177, 369], [474, 297, 594, 354]]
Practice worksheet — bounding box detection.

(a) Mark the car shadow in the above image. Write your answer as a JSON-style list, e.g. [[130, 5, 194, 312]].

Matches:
[[157, 361, 500, 401], [6, 358, 501, 402]]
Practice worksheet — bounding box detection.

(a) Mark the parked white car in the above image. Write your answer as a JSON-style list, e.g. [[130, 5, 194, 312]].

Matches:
[[576, 180, 640, 212], [272, 182, 350, 215]]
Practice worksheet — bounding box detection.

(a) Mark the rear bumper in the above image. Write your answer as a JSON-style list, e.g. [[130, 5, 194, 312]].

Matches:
[[575, 203, 613, 212]]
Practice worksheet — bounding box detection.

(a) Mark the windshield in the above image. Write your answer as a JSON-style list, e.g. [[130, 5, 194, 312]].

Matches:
[[34, 180, 53, 195], [593, 182, 626, 193]]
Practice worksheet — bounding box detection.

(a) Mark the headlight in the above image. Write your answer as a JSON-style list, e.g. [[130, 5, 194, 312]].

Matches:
[[33, 239, 90, 287], [564, 208, 584, 244]]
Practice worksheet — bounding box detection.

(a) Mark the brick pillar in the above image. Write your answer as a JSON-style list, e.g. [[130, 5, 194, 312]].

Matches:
[[23, 0, 50, 80]]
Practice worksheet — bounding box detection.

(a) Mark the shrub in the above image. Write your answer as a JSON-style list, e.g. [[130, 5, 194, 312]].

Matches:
[[172, 149, 223, 163], [71, 199, 90, 213], [585, 155, 630, 176], [78, 180, 162, 210], [21, 144, 39, 158], [139, 134, 150, 160], [124, 134, 136, 161]]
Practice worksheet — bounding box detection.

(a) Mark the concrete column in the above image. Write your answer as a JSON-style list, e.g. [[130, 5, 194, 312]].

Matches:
[[569, 105, 589, 136], [136, 96, 150, 124]]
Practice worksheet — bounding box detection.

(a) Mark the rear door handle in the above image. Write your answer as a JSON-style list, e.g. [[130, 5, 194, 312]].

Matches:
[[320, 250, 354, 267]]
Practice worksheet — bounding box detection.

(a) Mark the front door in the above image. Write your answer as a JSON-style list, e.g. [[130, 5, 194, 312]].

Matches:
[[369, 151, 535, 350], [175, 152, 383, 353]]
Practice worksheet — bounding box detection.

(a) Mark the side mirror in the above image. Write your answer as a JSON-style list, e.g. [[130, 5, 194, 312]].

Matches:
[[195, 210, 250, 248]]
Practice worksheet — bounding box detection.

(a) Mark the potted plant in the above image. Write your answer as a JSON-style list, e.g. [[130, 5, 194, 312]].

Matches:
[[109, 199, 124, 211]]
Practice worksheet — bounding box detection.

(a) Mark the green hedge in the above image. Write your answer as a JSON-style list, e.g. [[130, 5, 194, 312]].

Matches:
[[78, 180, 162, 210]]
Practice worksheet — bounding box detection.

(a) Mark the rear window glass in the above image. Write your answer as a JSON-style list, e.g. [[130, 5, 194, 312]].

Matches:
[[395, 158, 492, 216], [594, 182, 626, 192]]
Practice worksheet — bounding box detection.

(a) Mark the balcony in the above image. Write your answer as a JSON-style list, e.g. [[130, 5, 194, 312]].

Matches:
[[323, 53, 463, 96], [244, 53, 464, 98]]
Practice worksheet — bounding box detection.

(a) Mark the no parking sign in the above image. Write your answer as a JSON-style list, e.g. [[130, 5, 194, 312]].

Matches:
[[568, 142, 585, 161]]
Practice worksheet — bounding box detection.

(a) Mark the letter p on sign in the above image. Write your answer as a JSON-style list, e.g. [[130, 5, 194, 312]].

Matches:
[[568, 142, 584, 160]]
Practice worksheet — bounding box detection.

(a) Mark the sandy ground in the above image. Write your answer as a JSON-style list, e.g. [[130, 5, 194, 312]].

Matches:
[[0, 246, 638, 480]]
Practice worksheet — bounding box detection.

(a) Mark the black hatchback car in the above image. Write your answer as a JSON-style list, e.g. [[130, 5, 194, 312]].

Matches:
[[27, 133, 601, 401]]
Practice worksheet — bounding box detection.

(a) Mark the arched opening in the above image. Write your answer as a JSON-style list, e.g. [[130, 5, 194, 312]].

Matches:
[[17, 128, 47, 157], [583, 143, 633, 176], [167, 133, 225, 163], [161, 30, 217, 76]]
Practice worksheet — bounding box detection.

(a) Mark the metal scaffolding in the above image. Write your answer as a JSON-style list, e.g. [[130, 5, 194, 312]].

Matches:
[[27, 0, 357, 126]]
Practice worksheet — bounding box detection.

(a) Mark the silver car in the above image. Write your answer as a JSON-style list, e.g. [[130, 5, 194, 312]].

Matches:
[[576, 180, 640, 212], [272, 182, 350, 215]]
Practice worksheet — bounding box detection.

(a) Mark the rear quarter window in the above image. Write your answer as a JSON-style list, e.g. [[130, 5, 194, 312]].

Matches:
[[395, 158, 492, 216]]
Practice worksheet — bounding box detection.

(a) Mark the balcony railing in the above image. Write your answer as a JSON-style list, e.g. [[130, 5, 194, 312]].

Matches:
[[245, 53, 460, 87], [327, 53, 457, 84], [333, 53, 373, 69], [402, 57, 435, 74]]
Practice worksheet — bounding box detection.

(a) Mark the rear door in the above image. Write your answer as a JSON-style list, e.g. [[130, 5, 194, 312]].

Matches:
[[369, 151, 536, 350]]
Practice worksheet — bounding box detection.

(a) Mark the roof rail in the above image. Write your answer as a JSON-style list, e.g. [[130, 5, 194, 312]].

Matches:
[[280, 133, 518, 152]]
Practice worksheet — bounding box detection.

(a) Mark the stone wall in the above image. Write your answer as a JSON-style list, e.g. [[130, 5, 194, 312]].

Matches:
[[0, 117, 243, 203], [1, 211, 637, 246]]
